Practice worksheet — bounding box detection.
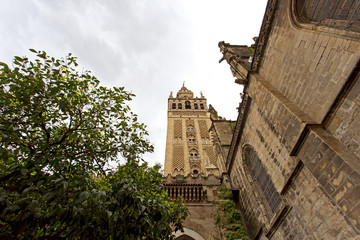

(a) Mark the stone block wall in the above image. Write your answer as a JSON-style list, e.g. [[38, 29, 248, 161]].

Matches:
[[259, 0, 360, 124], [220, 0, 360, 239]]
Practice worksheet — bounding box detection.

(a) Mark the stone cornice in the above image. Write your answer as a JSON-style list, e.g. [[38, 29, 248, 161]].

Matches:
[[251, 0, 278, 72], [225, 94, 252, 173]]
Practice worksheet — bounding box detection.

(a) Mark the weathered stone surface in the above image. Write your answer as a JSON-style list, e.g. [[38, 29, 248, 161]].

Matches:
[[218, 0, 360, 238]]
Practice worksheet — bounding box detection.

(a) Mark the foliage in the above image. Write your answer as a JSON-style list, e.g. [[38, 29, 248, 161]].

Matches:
[[0, 50, 187, 239], [229, 121, 236, 132], [215, 187, 248, 240]]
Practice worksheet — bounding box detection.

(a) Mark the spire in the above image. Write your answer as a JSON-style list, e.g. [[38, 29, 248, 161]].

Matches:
[[176, 84, 193, 98]]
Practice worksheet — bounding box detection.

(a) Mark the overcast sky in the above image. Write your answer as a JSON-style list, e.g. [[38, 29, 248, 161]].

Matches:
[[0, 0, 267, 167]]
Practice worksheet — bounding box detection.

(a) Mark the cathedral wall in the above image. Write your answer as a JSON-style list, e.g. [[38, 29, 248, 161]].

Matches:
[[258, 0, 360, 124], [229, 80, 360, 239], [224, 0, 360, 238], [326, 74, 360, 159]]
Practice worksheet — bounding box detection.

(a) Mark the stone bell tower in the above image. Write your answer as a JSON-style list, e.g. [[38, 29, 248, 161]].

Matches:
[[164, 85, 219, 178], [163, 85, 222, 240]]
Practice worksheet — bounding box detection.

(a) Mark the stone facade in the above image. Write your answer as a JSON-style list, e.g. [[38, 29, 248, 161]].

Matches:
[[217, 0, 360, 239]]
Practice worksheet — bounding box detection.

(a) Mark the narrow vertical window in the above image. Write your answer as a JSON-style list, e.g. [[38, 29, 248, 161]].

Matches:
[[172, 103, 176, 109], [185, 101, 191, 109], [200, 104, 204, 109], [194, 103, 198, 109], [178, 103, 182, 109]]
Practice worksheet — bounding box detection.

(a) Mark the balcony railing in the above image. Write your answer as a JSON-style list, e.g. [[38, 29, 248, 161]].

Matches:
[[163, 184, 206, 202], [187, 140, 198, 145], [189, 156, 200, 161]]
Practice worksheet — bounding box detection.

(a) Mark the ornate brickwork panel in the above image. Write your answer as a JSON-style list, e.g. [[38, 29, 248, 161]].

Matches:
[[198, 120, 209, 138], [172, 111, 207, 116], [174, 120, 183, 139], [186, 119, 195, 127], [172, 146, 185, 170], [203, 146, 217, 167]]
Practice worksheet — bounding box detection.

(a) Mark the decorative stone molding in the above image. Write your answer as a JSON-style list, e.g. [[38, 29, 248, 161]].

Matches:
[[251, 0, 278, 72], [226, 94, 252, 173]]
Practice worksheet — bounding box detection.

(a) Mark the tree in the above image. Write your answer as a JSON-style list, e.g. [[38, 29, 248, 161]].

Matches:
[[0, 50, 187, 239]]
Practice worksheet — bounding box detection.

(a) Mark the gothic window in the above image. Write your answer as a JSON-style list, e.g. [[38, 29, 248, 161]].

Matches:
[[200, 104, 204, 109], [172, 103, 176, 109], [244, 146, 281, 216], [185, 101, 191, 109], [295, 0, 360, 32], [194, 103, 198, 109], [189, 148, 199, 160], [187, 135, 197, 145], [178, 103, 182, 109]]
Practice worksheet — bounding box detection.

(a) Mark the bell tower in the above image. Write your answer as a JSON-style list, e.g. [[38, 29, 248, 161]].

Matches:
[[164, 85, 219, 178], [163, 85, 222, 240]]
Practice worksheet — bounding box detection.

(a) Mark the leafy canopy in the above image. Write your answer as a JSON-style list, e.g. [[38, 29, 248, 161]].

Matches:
[[0, 50, 187, 239]]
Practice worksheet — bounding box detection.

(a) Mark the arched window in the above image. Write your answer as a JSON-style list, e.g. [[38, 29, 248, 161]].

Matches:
[[172, 103, 176, 109], [185, 101, 191, 109], [200, 104, 204, 109], [178, 103, 182, 109], [194, 103, 198, 109], [244, 146, 281, 215], [189, 148, 199, 160], [187, 125, 195, 132], [187, 134, 197, 145], [295, 0, 360, 32]]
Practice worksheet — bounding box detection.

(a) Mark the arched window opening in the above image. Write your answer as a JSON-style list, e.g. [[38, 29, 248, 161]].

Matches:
[[194, 103, 198, 109], [187, 125, 195, 133], [185, 101, 191, 109], [244, 146, 281, 215], [178, 103, 182, 109], [187, 134, 197, 145], [200, 104, 204, 109], [189, 149, 199, 160], [295, 0, 360, 32], [172, 103, 176, 109]]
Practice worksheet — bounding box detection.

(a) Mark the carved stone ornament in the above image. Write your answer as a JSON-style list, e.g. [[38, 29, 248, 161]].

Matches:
[[251, 0, 278, 72]]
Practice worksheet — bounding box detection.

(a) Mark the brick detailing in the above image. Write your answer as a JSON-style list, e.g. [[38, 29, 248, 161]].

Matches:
[[172, 111, 207, 116], [198, 120, 209, 138], [174, 120, 182, 139], [186, 119, 195, 127], [203, 146, 217, 167], [172, 146, 184, 170]]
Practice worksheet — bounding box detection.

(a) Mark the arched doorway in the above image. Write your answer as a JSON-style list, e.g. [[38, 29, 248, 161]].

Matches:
[[173, 227, 205, 240], [175, 235, 195, 240]]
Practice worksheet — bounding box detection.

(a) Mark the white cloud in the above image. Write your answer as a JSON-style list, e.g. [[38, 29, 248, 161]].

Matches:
[[0, 0, 268, 167]]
